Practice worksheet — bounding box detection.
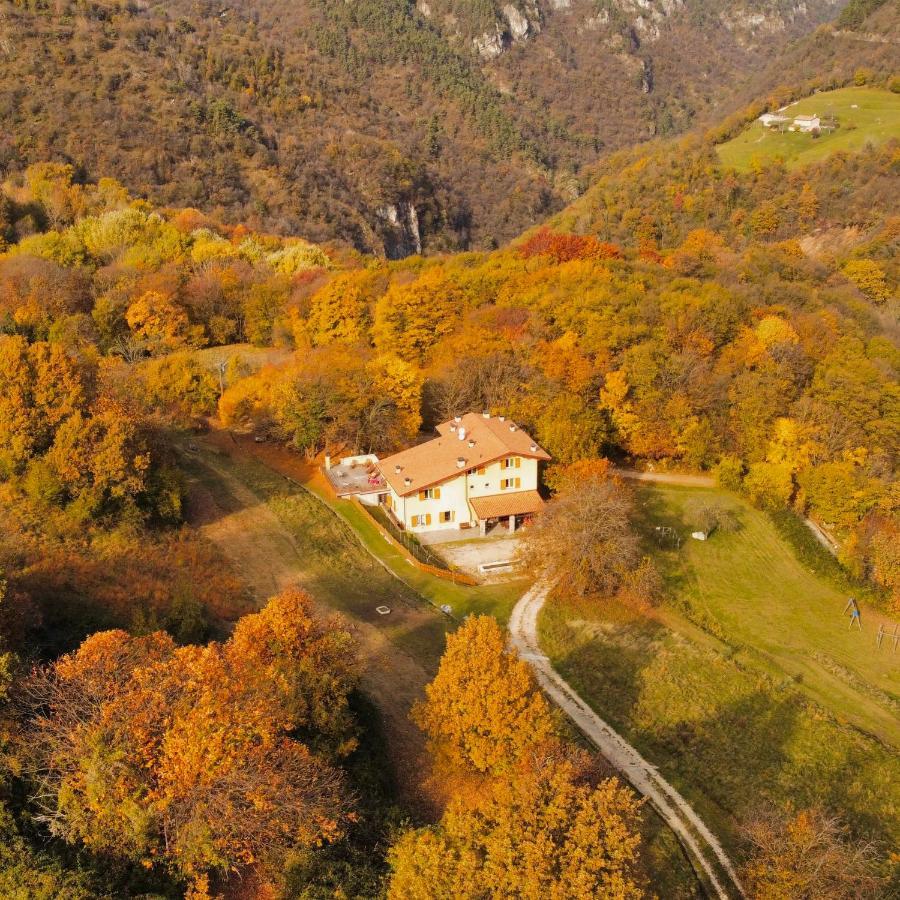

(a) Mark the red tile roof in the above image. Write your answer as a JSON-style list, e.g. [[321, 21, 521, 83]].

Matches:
[[379, 413, 550, 496]]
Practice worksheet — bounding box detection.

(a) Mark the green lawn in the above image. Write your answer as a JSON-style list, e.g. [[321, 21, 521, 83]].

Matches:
[[717, 86, 900, 171], [634, 484, 898, 744], [539, 483, 900, 854]]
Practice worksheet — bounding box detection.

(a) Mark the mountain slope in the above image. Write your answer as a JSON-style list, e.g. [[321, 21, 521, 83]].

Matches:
[[0, 0, 857, 255]]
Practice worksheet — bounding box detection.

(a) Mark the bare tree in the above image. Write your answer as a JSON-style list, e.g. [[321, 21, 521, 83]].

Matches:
[[740, 804, 885, 900], [519, 472, 640, 599], [684, 497, 739, 538]]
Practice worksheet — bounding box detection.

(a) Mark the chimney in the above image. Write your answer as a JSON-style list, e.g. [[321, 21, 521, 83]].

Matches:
[[449, 423, 457, 432], [395, 464, 402, 474], [509, 424, 517, 432], [404, 477, 412, 487], [468, 439, 475, 448], [458, 427, 466, 441], [456, 457, 466, 469], [530, 444, 537, 452], [482, 411, 490, 419], [498, 415, 505, 422], [454, 415, 462, 423]]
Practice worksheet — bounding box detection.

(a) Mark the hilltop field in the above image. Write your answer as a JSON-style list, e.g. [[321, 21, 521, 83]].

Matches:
[[717, 86, 900, 171]]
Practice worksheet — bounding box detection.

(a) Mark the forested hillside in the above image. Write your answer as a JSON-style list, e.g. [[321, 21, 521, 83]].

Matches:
[[0, 0, 868, 256], [2, 122, 897, 600]]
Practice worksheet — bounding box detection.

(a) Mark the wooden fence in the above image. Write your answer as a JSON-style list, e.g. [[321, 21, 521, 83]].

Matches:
[[350, 498, 479, 586]]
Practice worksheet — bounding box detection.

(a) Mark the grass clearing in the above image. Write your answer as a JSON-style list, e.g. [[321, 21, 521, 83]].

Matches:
[[633, 484, 898, 743], [539, 483, 900, 854], [716, 86, 900, 171]]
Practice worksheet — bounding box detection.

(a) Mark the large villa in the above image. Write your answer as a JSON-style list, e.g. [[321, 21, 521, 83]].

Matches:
[[325, 412, 551, 535]]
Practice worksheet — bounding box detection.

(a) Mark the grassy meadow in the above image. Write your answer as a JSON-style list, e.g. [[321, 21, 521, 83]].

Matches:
[[716, 86, 900, 171], [539, 483, 900, 852]]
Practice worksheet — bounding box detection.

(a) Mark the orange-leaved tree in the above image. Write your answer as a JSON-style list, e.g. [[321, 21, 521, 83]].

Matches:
[[388, 748, 646, 900], [22, 588, 358, 887]]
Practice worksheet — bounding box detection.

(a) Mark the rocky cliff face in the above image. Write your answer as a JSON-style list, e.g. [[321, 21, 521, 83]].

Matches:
[[426, 0, 846, 60]]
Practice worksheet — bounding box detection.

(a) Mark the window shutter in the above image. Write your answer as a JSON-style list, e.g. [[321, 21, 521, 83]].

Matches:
[[434, 487, 441, 500], [418, 490, 426, 501], [425, 513, 432, 525], [515, 457, 521, 468], [515, 477, 521, 488]]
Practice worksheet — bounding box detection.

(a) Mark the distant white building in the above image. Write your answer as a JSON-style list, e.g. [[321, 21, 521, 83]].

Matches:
[[793, 114, 821, 132], [759, 113, 790, 128]]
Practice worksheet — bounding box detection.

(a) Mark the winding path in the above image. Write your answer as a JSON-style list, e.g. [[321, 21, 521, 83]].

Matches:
[[509, 581, 745, 900]]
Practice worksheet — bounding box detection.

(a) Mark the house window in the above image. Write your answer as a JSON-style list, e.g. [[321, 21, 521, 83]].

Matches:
[[418, 487, 441, 500], [501, 457, 521, 469], [500, 477, 521, 490], [439, 510, 453, 523], [411, 513, 433, 527]]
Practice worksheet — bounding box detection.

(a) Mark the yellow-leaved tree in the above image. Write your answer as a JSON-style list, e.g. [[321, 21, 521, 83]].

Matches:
[[412, 615, 555, 778], [388, 750, 646, 900], [391, 615, 647, 899], [373, 267, 464, 362]]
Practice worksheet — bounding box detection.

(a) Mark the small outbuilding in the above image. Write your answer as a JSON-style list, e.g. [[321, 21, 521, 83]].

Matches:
[[793, 114, 821, 132]]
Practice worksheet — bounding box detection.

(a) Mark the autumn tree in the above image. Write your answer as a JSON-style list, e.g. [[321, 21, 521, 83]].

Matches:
[[22, 589, 358, 887], [739, 805, 884, 900], [306, 270, 377, 346], [389, 747, 646, 900], [519, 466, 641, 600], [126, 291, 197, 354], [842, 259, 891, 304], [374, 267, 465, 362], [413, 615, 554, 779]]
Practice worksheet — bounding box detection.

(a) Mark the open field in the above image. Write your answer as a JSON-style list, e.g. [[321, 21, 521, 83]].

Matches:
[[636, 484, 898, 743], [717, 87, 900, 171], [193, 342, 293, 373], [539, 483, 900, 854]]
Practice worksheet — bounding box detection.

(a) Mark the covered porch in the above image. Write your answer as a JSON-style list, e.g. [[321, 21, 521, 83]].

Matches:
[[469, 490, 543, 536]]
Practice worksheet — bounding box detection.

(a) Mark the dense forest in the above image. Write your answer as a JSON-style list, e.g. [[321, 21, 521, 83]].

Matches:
[[3, 0, 894, 255], [3, 124, 895, 606]]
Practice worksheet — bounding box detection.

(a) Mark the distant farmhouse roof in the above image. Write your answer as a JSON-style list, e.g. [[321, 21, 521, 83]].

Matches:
[[793, 114, 819, 123], [379, 413, 550, 497]]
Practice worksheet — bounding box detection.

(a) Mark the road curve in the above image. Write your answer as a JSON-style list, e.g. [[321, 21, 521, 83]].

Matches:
[[509, 582, 745, 900]]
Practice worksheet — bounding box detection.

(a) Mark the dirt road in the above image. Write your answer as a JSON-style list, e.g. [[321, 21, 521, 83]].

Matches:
[[509, 581, 745, 900]]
